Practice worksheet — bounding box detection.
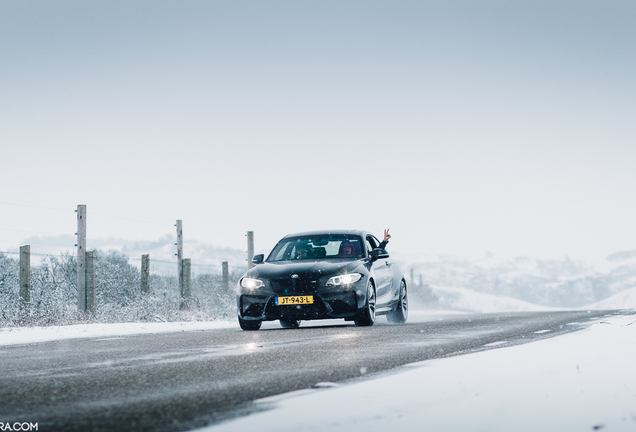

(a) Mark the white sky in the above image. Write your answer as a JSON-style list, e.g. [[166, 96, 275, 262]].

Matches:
[[1, 1, 635, 261]]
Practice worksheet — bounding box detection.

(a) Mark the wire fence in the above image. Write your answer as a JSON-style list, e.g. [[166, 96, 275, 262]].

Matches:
[[0, 250, 235, 277], [0, 202, 265, 327]]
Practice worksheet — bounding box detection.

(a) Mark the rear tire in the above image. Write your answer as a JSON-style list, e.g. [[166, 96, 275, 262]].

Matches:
[[387, 280, 408, 324], [355, 281, 376, 327], [238, 316, 262, 331], [280, 319, 301, 329]]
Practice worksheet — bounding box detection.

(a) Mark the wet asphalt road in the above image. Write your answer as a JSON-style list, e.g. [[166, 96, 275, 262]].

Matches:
[[0, 310, 625, 432]]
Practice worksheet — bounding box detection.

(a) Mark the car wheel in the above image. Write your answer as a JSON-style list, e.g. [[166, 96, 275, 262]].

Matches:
[[387, 280, 408, 324], [280, 319, 301, 329], [355, 281, 376, 327], [238, 316, 262, 331]]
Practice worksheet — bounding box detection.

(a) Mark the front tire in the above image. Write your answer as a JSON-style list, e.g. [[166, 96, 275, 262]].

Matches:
[[355, 281, 376, 327], [280, 319, 301, 329], [238, 316, 262, 331], [387, 280, 408, 324]]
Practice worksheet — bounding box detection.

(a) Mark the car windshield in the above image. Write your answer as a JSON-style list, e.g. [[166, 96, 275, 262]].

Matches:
[[267, 234, 365, 261]]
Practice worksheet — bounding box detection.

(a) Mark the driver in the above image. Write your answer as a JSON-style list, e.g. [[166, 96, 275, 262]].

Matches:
[[295, 245, 311, 260]]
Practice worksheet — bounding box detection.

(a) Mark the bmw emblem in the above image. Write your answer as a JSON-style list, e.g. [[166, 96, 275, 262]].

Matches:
[[291, 274, 299, 279]]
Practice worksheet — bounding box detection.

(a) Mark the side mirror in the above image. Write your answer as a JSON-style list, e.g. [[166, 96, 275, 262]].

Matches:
[[252, 254, 264, 265], [370, 248, 389, 262]]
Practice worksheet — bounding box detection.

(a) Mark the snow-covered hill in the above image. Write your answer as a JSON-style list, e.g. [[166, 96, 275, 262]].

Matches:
[[581, 285, 636, 310], [398, 249, 636, 309], [410, 283, 636, 314], [423, 285, 559, 313]]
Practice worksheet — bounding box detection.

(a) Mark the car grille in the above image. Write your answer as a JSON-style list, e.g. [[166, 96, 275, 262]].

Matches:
[[269, 278, 320, 294]]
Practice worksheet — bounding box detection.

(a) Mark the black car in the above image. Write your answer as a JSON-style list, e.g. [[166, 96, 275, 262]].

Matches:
[[236, 230, 408, 330]]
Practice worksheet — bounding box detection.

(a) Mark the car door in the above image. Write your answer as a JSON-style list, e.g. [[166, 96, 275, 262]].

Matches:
[[366, 235, 393, 307]]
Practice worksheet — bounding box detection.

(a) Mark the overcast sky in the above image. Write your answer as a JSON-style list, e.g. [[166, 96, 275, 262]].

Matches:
[[1, 0, 635, 261]]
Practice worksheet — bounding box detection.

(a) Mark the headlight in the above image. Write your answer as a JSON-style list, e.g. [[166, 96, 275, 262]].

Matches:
[[241, 277, 264, 289], [326, 273, 362, 286]]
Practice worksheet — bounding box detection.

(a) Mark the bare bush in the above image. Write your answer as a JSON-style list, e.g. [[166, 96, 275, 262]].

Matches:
[[0, 251, 240, 327]]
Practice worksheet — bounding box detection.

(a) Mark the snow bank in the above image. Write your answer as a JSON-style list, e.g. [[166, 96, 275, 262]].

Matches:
[[199, 313, 636, 432], [0, 321, 235, 346]]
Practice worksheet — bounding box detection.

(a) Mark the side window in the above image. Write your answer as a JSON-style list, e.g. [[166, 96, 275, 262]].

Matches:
[[366, 236, 378, 254]]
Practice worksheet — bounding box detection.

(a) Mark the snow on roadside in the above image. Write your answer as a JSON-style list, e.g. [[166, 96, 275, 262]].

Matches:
[[197, 313, 636, 432], [0, 320, 236, 346]]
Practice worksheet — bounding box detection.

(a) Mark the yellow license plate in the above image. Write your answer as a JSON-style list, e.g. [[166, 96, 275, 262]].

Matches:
[[275, 295, 314, 306]]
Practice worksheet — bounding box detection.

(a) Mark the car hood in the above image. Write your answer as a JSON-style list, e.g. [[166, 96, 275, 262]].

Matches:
[[246, 259, 366, 280]]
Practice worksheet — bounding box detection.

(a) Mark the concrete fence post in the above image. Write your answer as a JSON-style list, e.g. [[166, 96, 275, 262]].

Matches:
[[19, 245, 30, 311], [222, 261, 229, 292], [247, 231, 254, 269], [86, 250, 96, 314], [176, 220, 183, 298], [141, 254, 150, 293], [180, 258, 191, 310], [76, 204, 87, 311]]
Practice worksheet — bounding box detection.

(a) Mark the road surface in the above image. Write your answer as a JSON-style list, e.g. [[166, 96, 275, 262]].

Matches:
[[0, 310, 621, 432]]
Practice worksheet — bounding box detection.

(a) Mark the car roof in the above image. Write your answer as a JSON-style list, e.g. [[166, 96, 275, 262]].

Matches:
[[281, 229, 369, 239]]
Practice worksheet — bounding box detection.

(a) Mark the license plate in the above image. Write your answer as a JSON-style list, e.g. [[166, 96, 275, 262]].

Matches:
[[275, 295, 314, 306]]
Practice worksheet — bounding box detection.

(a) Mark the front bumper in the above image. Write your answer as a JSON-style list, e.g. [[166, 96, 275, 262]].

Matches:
[[238, 290, 359, 321]]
